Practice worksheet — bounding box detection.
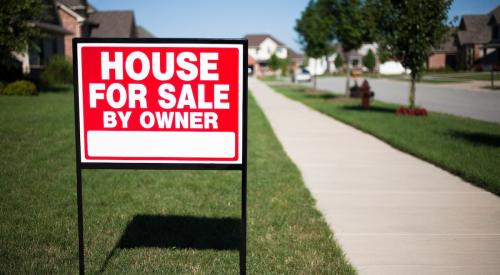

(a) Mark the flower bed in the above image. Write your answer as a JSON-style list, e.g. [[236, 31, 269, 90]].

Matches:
[[396, 106, 428, 116]]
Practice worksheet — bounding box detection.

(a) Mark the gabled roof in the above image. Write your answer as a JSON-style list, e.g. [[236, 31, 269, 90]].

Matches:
[[488, 6, 500, 24], [243, 34, 286, 47], [88, 11, 135, 38], [57, 0, 87, 16], [457, 14, 491, 45], [57, 0, 85, 8], [287, 48, 303, 59], [136, 25, 155, 38]]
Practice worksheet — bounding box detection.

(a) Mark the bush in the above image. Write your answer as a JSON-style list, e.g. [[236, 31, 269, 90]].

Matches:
[[362, 49, 376, 72], [0, 82, 5, 94], [2, 80, 38, 96], [41, 55, 72, 86], [334, 54, 343, 70]]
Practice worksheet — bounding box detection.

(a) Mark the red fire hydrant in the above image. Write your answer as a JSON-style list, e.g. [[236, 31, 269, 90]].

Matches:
[[360, 80, 374, 109]]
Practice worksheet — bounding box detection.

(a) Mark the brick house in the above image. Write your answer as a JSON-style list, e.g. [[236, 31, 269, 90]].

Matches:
[[244, 34, 304, 76], [427, 30, 457, 70], [15, 0, 154, 77], [56, 0, 154, 59], [429, 5, 500, 70]]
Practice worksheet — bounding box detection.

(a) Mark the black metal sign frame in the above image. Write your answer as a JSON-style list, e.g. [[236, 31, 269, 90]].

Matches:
[[72, 38, 248, 274]]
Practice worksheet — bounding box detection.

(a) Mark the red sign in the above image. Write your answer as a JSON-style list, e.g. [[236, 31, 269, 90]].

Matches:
[[75, 41, 244, 164]]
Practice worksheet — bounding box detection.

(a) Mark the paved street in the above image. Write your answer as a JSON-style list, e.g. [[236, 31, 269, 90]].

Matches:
[[250, 77, 500, 275], [304, 76, 500, 123]]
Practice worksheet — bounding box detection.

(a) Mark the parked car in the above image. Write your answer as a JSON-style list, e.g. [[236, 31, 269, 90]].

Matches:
[[294, 68, 312, 82]]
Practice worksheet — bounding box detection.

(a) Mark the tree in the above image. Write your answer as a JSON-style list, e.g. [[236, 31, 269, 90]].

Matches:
[[318, 0, 377, 95], [280, 57, 291, 77], [334, 53, 343, 72], [375, 0, 452, 108], [268, 53, 281, 73], [362, 49, 376, 72], [0, 0, 44, 72], [295, 0, 333, 90]]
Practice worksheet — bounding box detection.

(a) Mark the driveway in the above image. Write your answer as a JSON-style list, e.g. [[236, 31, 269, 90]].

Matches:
[[304, 77, 500, 123]]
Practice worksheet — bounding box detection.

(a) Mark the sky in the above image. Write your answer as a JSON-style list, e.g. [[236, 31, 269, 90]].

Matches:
[[89, 0, 500, 53]]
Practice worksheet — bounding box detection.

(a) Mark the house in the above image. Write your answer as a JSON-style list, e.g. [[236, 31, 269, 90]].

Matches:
[[306, 43, 407, 75], [57, 0, 155, 58], [484, 6, 500, 67], [430, 5, 500, 70], [14, 0, 155, 77], [15, 0, 73, 77], [244, 34, 289, 75], [427, 30, 457, 70], [287, 48, 304, 72], [136, 25, 155, 38]]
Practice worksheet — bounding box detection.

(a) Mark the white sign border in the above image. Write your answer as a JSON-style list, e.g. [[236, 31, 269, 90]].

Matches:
[[76, 42, 244, 164]]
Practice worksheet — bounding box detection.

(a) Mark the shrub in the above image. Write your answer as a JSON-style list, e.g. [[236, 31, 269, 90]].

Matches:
[[362, 49, 376, 72], [41, 55, 72, 86], [334, 54, 343, 70], [2, 80, 38, 96], [0, 82, 5, 94]]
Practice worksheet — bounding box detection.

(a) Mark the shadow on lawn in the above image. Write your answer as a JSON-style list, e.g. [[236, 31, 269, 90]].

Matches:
[[341, 105, 395, 113], [450, 130, 500, 147], [304, 93, 337, 100], [99, 214, 240, 273]]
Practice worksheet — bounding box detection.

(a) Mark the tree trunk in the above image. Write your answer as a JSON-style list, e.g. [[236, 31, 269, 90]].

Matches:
[[313, 75, 317, 91], [345, 55, 351, 96], [325, 56, 330, 75], [409, 76, 416, 109], [491, 66, 494, 89]]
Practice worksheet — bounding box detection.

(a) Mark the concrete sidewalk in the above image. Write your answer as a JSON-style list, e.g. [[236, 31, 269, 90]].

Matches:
[[249, 78, 500, 275]]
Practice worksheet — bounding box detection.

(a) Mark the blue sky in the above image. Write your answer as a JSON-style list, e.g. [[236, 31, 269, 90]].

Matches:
[[90, 0, 499, 52]]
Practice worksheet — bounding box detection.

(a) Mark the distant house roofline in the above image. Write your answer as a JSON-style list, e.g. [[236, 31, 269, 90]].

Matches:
[[244, 34, 286, 47]]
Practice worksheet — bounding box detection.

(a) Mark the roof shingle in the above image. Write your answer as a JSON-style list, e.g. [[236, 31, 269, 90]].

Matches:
[[88, 11, 135, 38], [243, 34, 286, 47], [136, 25, 155, 38]]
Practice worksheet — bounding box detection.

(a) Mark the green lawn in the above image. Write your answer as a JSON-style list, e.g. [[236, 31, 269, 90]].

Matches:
[[269, 84, 500, 196], [0, 88, 355, 274]]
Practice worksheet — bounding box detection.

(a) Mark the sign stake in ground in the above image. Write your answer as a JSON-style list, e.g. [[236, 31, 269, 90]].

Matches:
[[73, 38, 248, 274]]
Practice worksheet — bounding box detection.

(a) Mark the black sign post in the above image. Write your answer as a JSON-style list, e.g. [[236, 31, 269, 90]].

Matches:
[[73, 38, 248, 274]]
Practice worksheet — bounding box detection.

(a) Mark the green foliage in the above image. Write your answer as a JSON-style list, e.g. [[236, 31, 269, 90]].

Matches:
[[41, 55, 73, 86], [0, 82, 5, 94], [0, 0, 44, 68], [268, 53, 290, 76], [362, 49, 376, 72], [280, 58, 291, 76], [374, 0, 453, 107], [295, 0, 333, 59], [334, 53, 343, 69], [318, 0, 376, 52], [2, 80, 38, 96], [268, 53, 281, 72]]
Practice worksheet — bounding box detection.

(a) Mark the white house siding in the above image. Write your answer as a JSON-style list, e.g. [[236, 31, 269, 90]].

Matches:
[[251, 37, 287, 61]]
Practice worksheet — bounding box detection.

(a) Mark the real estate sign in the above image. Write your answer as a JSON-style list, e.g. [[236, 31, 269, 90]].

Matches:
[[74, 39, 245, 166]]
